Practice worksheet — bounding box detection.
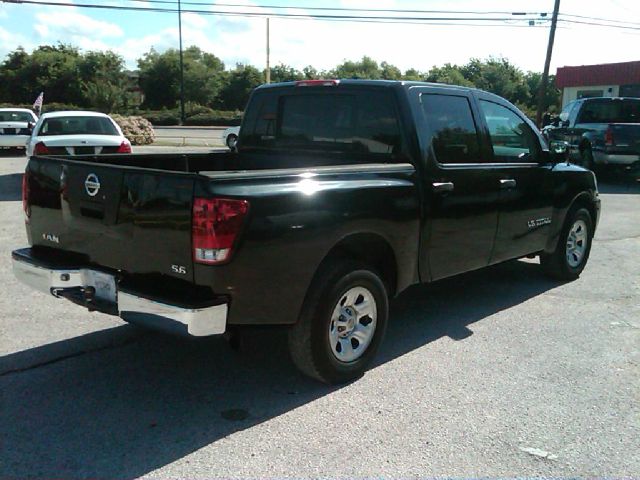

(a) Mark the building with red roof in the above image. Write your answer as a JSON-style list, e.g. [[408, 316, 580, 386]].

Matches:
[[555, 60, 640, 107]]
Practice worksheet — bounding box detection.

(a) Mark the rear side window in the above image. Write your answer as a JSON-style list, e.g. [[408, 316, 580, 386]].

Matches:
[[241, 89, 404, 159], [420, 94, 481, 164], [577, 99, 640, 123], [479, 100, 540, 163]]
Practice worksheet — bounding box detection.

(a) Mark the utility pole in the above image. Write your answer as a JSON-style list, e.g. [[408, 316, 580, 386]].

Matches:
[[266, 17, 271, 84], [536, 0, 560, 127], [178, 0, 186, 124]]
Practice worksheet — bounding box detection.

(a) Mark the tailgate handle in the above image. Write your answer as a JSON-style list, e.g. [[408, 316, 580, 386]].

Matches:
[[499, 179, 517, 189], [432, 181, 454, 193]]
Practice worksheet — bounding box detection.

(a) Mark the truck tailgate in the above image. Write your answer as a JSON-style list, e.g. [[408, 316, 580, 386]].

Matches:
[[608, 123, 640, 151], [26, 156, 196, 282]]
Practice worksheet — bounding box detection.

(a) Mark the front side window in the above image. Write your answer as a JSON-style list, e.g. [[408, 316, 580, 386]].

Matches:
[[242, 90, 404, 159], [479, 100, 539, 163], [420, 94, 481, 164], [39, 116, 119, 136]]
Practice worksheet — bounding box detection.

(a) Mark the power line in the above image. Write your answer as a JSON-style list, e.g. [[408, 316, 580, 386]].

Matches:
[[3, 0, 639, 32], [559, 18, 640, 30], [560, 12, 640, 27], [0, 0, 548, 23], [126, 0, 548, 16]]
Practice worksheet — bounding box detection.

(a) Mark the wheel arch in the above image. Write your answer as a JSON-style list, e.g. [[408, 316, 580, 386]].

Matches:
[[570, 192, 598, 236], [302, 232, 399, 312], [545, 190, 598, 253]]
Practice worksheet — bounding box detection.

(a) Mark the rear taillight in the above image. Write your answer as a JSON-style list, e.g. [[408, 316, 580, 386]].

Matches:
[[34, 142, 49, 155], [192, 198, 249, 265], [22, 170, 30, 221], [116, 140, 132, 153], [604, 127, 614, 146]]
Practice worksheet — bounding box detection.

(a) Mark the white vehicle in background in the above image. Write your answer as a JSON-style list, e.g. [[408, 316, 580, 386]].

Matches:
[[0, 108, 38, 153], [26, 111, 132, 157], [222, 126, 240, 149]]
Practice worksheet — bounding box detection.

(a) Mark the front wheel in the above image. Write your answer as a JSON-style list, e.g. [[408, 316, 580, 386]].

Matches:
[[288, 260, 389, 384], [226, 134, 238, 149], [541, 207, 593, 280]]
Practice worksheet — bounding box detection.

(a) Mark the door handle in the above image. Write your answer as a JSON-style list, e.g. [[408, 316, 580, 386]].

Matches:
[[432, 181, 454, 193], [499, 179, 517, 189]]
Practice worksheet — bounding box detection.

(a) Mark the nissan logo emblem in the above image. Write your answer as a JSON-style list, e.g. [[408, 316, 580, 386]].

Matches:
[[85, 173, 100, 197]]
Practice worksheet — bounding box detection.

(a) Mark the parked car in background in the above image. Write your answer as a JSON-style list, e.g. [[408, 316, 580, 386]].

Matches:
[[222, 126, 240, 149], [0, 108, 38, 153], [26, 111, 132, 157], [544, 97, 640, 171]]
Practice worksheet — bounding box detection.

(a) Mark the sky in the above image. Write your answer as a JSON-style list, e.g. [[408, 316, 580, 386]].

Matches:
[[1, 0, 639, 74]]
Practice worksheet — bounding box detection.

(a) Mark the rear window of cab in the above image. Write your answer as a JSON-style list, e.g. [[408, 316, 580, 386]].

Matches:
[[241, 88, 406, 160]]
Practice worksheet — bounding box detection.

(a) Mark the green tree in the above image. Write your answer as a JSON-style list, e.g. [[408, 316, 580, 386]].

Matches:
[[269, 64, 303, 83], [138, 46, 225, 109], [79, 51, 130, 112], [331, 56, 381, 79], [380, 61, 402, 80], [403, 68, 425, 81], [302, 65, 319, 79], [425, 63, 474, 87], [0, 44, 85, 105], [525, 71, 561, 114], [460, 57, 530, 105], [219, 64, 264, 110]]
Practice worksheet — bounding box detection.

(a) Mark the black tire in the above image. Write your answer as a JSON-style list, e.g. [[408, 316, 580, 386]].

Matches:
[[580, 147, 595, 171], [541, 207, 593, 281], [288, 260, 389, 384], [226, 134, 237, 149]]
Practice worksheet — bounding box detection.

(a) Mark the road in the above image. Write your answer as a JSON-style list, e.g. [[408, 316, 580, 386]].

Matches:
[[153, 126, 229, 147], [1, 150, 638, 478]]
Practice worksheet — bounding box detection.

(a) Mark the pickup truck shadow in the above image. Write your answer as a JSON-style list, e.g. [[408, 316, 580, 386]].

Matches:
[[0, 173, 22, 201], [596, 170, 640, 194], [2, 260, 558, 478]]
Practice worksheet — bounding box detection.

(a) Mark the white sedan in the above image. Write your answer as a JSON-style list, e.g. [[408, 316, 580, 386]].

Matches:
[[222, 126, 240, 149], [26, 111, 131, 157], [0, 108, 38, 152]]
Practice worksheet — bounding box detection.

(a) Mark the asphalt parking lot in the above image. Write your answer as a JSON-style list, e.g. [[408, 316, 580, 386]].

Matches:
[[1, 150, 638, 478]]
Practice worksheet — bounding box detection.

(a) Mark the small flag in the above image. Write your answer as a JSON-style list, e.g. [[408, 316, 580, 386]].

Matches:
[[33, 92, 44, 114]]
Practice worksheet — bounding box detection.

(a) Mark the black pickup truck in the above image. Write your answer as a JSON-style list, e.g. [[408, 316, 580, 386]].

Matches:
[[13, 80, 600, 383]]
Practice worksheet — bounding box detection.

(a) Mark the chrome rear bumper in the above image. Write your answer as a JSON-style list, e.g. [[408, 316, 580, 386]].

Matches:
[[11, 249, 227, 336]]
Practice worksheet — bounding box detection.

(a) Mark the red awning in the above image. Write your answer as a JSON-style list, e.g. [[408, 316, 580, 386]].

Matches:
[[556, 61, 640, 88]]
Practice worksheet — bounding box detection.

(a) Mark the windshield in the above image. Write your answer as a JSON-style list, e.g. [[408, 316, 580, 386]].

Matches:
[[577, 99, 640, 124], [39, 116, 119, 136], [0, 111, 34, 123]]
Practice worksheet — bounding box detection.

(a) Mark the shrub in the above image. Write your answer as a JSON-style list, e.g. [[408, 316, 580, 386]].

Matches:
[[41, 103, 85, 113], [111, 114, 155, 145], [184, 110, 243, 126], [139, 109, 181, 126]]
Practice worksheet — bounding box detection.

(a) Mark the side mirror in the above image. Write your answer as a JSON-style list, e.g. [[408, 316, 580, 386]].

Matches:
[[27, 121, 34, 133], [549, 140, 570, 162]]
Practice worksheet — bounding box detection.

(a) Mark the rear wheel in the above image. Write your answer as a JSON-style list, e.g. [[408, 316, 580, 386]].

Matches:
[[541, 207, 593, 280], [580, 147, 595, 170], [288, 260, 388, 384]]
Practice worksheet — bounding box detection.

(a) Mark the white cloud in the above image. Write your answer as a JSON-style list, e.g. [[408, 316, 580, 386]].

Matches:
[[34, 12, 123, 39]]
